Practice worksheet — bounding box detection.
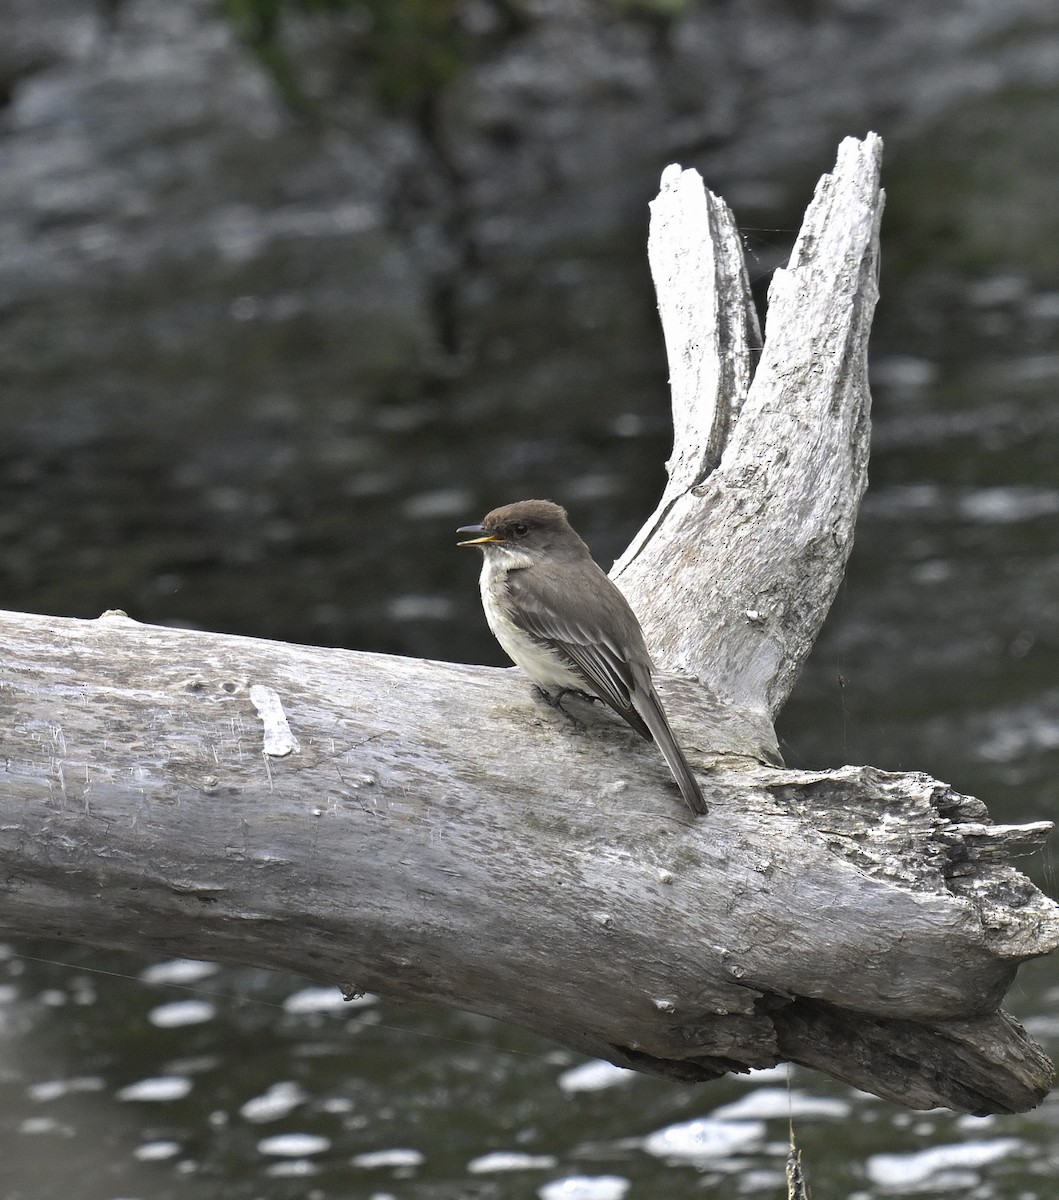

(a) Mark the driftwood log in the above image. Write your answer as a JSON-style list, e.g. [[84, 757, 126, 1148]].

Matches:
[[1, 135, 1056, 1114]]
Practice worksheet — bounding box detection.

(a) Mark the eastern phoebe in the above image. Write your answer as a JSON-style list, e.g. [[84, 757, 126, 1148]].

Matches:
[[457, 499, 708, 816]]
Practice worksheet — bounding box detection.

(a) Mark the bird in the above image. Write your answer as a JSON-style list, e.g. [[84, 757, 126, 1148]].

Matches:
[[457, 499, 707, 816]]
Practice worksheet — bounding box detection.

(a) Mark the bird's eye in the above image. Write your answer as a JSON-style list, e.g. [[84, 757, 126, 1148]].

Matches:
[[512, 522, 529, 538]]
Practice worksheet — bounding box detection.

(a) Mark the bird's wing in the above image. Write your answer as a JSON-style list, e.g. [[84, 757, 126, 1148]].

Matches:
[[506, 560, 708, 815], [505, 565, 653, 741]]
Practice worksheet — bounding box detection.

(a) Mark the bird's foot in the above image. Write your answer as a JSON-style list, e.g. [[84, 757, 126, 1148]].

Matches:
[[534, 686, 596, 730]]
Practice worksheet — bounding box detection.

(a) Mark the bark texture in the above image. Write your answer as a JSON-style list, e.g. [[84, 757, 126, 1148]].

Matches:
[[1, 136, 1056, 1114], [614, 136, 879, 719]]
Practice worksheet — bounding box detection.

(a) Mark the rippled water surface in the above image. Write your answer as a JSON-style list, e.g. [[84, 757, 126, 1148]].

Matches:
[[1, 947, 1057, 1199], [2, 2, 1059, 1196]]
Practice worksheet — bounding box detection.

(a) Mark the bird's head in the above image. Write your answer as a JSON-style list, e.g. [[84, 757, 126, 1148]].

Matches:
[[456, 499, 580, 558]]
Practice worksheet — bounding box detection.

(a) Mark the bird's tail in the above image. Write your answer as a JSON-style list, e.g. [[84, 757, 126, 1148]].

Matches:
[[634, 683, 708, 816]]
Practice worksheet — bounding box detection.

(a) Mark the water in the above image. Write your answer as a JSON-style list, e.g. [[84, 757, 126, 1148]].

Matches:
[[3, 4, 1059, 1196], [1, 948, 1056, 1198]]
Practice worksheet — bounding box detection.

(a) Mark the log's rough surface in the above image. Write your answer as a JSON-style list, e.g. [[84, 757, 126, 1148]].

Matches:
[[1, 136, 1056, 1115], [615, 136, 881, 720], [0, 606, 1055, 1114]]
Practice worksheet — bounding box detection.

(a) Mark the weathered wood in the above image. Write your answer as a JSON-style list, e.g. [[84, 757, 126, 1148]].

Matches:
[[0, 136, 1056, 1114], [0, 604, 1054, 1113], [615, 136, 880, 719]]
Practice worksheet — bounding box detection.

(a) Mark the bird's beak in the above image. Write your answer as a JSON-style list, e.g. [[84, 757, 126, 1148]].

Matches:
[[456, 523, 504, 547]]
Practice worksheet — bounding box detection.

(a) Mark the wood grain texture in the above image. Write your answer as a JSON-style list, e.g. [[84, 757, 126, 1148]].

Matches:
[[615, 136, 881, 718], [0, 606, 1054, 1113]]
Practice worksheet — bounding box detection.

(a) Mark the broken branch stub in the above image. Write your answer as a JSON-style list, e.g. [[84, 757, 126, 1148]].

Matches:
[[615, 134, 882, 723]]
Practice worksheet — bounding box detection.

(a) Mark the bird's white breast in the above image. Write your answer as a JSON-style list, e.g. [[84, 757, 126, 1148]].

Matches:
[[478, 551, 582, 692]]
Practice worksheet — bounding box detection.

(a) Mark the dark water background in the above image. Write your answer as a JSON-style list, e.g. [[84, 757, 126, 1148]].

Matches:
[[1, 1, 1058, 1197]]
